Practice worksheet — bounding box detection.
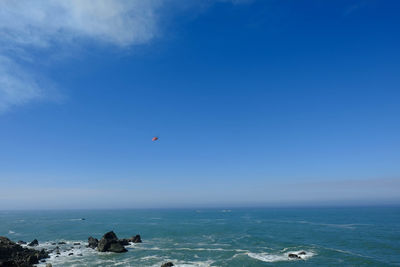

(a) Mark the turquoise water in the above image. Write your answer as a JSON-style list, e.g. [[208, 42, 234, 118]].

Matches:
[[1, 207, 399, 266]]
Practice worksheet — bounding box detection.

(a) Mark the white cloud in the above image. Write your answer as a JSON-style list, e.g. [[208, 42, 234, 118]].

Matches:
[[0, 0, 163, 113], [0, 0, 249, 113]]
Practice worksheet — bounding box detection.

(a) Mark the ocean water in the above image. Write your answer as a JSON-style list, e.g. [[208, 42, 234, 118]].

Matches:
[[0, 207, 399, 266]]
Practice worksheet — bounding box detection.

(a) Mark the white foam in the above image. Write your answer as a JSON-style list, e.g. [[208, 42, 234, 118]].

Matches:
[[8, 230, 15, 234], [247, 250, 315, 263]]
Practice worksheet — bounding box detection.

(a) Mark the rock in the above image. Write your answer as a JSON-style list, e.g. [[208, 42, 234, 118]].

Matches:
[[77, 253, 83, 256], [51, 242, 56, 245], [46, 264, 53, 267], [73, 242, 80, 245], [58, 241, 66, 245], [108, 242, 127, 253], [17, 240, 26, 245], [28, 239, 39, 247], [298, 251, 306, 255], [128, 235, 142, 243], [68, 253, 73, 256], [88, 236, 99, 249], [161, 262, 174, 267], [118, 239, 130, 246], [0, 236, 49, 266], [97, 231, 127, 253], [81, 218, 85, 220], [288, 253, 301, 259]]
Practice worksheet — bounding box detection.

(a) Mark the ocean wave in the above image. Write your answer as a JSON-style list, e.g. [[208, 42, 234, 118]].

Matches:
[[247, 250, 315, 263], [296, 220, 371, 229]]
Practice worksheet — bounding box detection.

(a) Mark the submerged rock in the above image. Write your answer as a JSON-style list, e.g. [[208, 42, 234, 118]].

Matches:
[[97, 231, 127, 253], [298, 251, 306, 255], [27, 239, 38, 247], [161, 262, 174, 267], [0, 236, 49, 266]]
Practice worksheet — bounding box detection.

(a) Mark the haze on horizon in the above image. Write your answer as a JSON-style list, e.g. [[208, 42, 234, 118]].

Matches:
[[0, 0, 399, 210]]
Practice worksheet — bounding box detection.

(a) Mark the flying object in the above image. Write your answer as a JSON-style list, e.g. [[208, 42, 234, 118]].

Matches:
[[152, 137, 159, 141]]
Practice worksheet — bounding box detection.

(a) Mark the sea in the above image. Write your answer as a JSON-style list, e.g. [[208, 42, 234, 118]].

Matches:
[[0, 207, 399, 266]]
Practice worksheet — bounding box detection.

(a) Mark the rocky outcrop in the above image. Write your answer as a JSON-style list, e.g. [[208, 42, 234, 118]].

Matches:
[[88, 237, 98, 249], [119, 235, 141, 245], [118, 239, 130, 246], [161, 262, 174, 267], [128, 235, 142, 243], [27, 239, 38, 247], [0, 236, 49, 267], [97, 231, 127, 253], [288, 251, 306, 259]]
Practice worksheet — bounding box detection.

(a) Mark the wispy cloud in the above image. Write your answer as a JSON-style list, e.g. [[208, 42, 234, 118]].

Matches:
[[0, 0, 248, 113], [0, 0, 163, 113]]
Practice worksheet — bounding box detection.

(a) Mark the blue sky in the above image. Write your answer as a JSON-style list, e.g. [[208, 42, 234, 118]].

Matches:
[[0, 0, 399, 209]]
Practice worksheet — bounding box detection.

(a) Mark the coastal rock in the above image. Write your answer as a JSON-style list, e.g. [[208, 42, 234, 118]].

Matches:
[[17, 240, 26, 245], [298, 251, 306, 255], [73, 242, 80, 245], [97, 231, 127, 253], [46, 264, 52, 267], [0, 236, 49, 267], [161, 262, 174, 267], [28, 239, 38, 247], [128, 235, 142, 243], [119, 239, 130, 246], [88, 237, 98, 249], [288, 253, 301, 259], [58, 242, 66, 245]]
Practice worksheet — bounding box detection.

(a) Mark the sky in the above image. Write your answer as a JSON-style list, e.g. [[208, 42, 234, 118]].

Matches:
[[0, 0, 399, 209]]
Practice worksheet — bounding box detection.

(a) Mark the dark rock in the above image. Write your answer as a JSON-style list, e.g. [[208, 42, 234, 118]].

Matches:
[[298, 251, 306, 255], [58, 241, 66, 245], [77, 253, 83, 256], [81, 218, 85, 220], [88, 236, 98, 249], [288, 253, 301, 259], [0, 236, 49, 267], [40, 259, 46, 262], [68, 253, 73, 256], [119, 239, 130, 246], [27, 239, 38, 247], [161, 262, 174, 267], [97, 231, 127, 253], [128, 235, 142, 243], [51, 243, 56, 245], [73, 242, 80, 245], [17, 240, 26, 245], [108, 242, 127, 253]]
